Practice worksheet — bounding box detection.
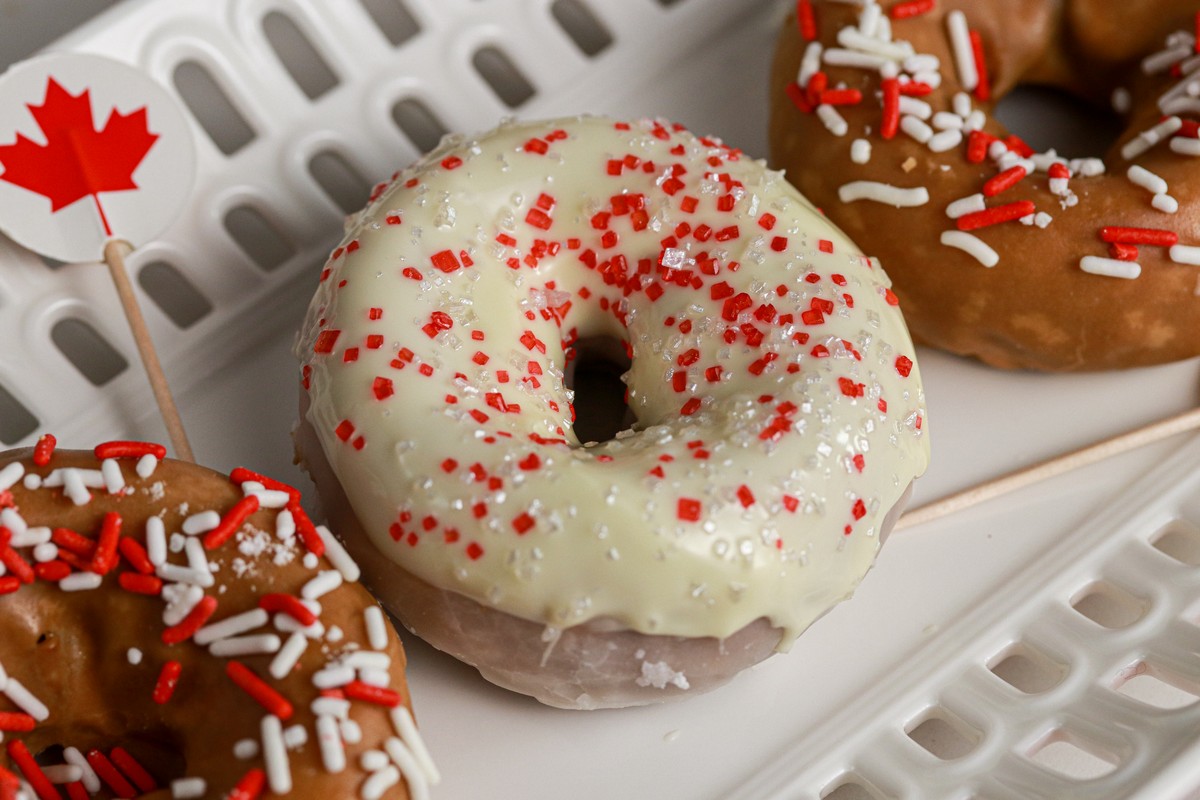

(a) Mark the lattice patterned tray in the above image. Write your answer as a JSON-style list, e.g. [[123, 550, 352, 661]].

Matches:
[[3, 0, 1200, 798]]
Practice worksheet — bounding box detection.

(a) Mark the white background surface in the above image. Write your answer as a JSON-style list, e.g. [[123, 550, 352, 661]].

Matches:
[[2, 1, 1199, 798]]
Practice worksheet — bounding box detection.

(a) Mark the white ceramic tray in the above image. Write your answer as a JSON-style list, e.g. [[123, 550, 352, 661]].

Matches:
[[2, 1, 1200, 798]]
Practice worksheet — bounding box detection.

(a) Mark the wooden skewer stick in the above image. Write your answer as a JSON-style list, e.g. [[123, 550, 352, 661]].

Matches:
[[895, 405, 1200, 531], [103, 239, 195, 463]]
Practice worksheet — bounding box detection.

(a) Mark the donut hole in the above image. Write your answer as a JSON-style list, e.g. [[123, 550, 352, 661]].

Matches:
[[564, 334, 635, 444], [992, 84, 1123, 157]]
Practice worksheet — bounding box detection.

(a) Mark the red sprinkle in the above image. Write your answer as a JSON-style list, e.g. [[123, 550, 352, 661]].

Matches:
[[226, 661, 293, 720], [819, 89, 862, 106], [202, 495, 261, 550], [7, 740, 58, 800], [1099, 226, 1178, 247], [966, 130, 994, 164], [109, 748, 158, 793], [889, 0, 934, 19], [881, 78, 901, 140], [117, 536, 155, 575], [32, 434, 56, 466], [797, 0, 817, 40], [259, 593, 318, 626], [982, 165, 1027, 197], [94, 441, 166, 460], [970, 30, 991, 102], [289, 502, 327, 557], [118, 572, 163, 596], [677, 498, 702, 522], [162, 595, 218, 645], [343, 680, 403, 708], [956, 201, 1036, 231], [89, 512, 122, 575], [229, 769, 266, 800], [153, 661, 183, 704], [86, 749, 137, 799], [0, 576, 20, 595], [0, 712, 35, 732], [1109, 242, 1139, 261]]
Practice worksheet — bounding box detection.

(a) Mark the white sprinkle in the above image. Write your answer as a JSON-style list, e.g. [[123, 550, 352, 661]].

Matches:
[[940, 230, 999, 267], [932, 111, 964, 130], [10, 527, 50, 548], [358, 668, 391, 688], [261, 714, 292, 795], [946, 11, 978, 91], [384, 737, 429, 800], [963, 109, 987, 132], [1169, 244, 1200, 265], [195, 608, 269, 646], [302, 569, 343, 601], [274, 613, 324, 639], [1112, 87, 1132, 113], [22, 473, 41, 490], [0, 462, 24, 492], [184, 537, 212, 579], [210, 634, 282, 658], [391, 706, 441, 785], [1142, 45, 1192, 75], [127, 648, 143, 665], [1127, 164, 1169, 194], [42, 468, 104, 489], [1152, 193, 1179, 214], [247, 489, 290, 509], [836, 26, 913, 60], [32, 542, 58, 563], [903, 53, 939, 73], [1071, 158, 1106, 177], [823, 48, 889, 70], [100, 458, 125, 495], [317, 714, 346, 774], [282, 724, 308, 750], [1080, 255, 1141, 279], [302, 552, 319, 570], [952, 91, 973, 118], [876, 12, 892, 42], [275, 509, 296, 541], [928, 128, 963, 152], [988, 140, 1010, 160], [798, 41, 824, 86], [146, 517, 167, 566], [858, 2, 881, 36], [897, 96, 932, 119], [62, 469, 91, 506], [41, 765, 83, 784], [162, 584, 205, 626], [1019, 214, 1036, 226], [839, 180, 930, 207], [340, 719, 363, 745], [1034, 212, 1053, 228], [269, 632, 309, 680], [316, 525, 360, 582], [365, 606, 389, 651], [0, 657, 9, 691], [312, 664, 356, 689], [362, 766, 403, 800], [816, 104, 849, 137], [0, 508, 26, 537], [182, 510, 221, 535], [135, 454, 158, 479], [64, 748, 101, 794], [1121, 116, 1183, 160], [341, 651, 391, 671], [312, 697, 351, 720], [912, 69, 942, 88], [60, 572, 103, 592], [850, 138, 871, 164], [4, 679, 49, 721], [170, 777, 207, 799], [900, 115, 933, 143], [360, 751, 390, 772], [157, 562, 215, 589], [234, 739, 259, 759], [1170, 136, 1200, 156], [1162, 96, 1200, 116]]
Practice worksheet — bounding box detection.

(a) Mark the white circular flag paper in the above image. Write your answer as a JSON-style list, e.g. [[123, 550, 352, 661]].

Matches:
[[0, 53, 196, 263]]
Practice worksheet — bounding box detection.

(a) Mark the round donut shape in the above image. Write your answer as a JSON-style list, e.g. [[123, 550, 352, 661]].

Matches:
[[0, 445, 428, 799], [296, 116, 930, 708], [770, 0, 1200, 371]]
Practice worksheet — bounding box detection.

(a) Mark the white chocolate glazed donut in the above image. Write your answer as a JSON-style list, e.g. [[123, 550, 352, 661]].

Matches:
[[296, 116, 930, 708]]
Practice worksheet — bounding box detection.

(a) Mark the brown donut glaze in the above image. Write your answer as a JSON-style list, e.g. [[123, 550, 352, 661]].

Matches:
[[0, 445, 431, 798], [770, 0, 1200, 371]]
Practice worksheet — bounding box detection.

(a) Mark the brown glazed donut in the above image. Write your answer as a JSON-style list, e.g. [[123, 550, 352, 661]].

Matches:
[[0, 440, 436, 799], [770, 0, 1200, 371]]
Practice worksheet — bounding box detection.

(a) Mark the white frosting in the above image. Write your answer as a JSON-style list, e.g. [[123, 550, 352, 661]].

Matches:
[[297, 116, 929, 647]]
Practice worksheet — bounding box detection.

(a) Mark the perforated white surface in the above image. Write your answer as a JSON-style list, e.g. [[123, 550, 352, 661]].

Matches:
[[2, 1, 1200, 798]]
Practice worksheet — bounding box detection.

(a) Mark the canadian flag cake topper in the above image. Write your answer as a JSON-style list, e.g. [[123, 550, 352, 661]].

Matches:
[[0, 53, 195, 263]]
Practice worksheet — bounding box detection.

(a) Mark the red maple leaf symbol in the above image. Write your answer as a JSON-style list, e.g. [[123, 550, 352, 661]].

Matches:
[[0, 77, 158, 235]]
